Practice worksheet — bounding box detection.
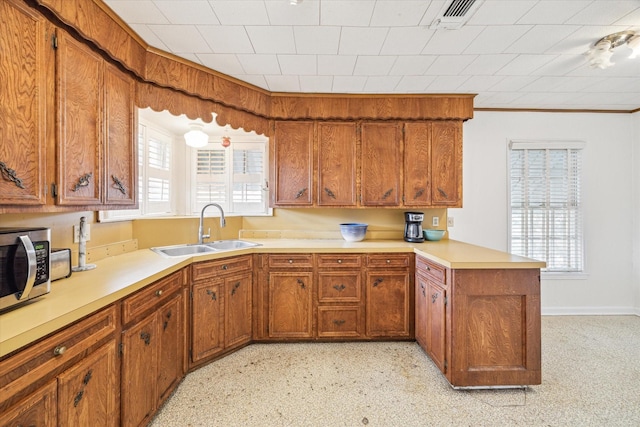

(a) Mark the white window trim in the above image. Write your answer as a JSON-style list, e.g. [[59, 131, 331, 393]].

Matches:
[[507, 139, 587, 275]]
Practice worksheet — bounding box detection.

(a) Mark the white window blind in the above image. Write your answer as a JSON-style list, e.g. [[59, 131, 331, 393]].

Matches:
[[144, 128, 172, 214], [508, 141, 585, 273], [192, 142, 267, 215]]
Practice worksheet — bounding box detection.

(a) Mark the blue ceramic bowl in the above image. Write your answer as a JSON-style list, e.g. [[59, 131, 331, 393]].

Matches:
[[339, 223, 368, 242], [424, 229, 445, 241]]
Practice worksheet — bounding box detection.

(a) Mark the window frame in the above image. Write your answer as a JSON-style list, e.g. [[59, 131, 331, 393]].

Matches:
[[507, 140, 587, 277]]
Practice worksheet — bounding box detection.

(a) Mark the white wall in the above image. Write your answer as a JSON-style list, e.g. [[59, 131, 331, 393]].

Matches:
[[449, 111, 637, 315]]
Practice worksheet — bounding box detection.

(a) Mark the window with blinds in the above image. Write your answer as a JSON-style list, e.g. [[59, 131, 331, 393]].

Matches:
[[508, 141, 585, 273], [144, 128, 172, 214], [192, 142, 267, 214]]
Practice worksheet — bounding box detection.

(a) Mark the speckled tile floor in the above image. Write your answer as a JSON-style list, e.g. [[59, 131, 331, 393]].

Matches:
[[149, 316, 640, 427]]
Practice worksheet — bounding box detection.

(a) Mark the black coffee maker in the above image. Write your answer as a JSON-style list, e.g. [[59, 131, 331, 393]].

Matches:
[[404, 212, 424, 242]]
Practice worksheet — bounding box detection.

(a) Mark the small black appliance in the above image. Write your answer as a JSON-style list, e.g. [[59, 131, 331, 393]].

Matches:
[[404, 212, 424, 243]]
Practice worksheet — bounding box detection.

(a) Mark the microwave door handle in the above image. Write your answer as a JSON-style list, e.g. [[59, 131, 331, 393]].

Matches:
[[17, 235, 37, 301]]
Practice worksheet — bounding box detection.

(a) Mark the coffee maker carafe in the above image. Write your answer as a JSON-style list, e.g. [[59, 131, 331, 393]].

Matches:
[[404, 212, 424, 242]]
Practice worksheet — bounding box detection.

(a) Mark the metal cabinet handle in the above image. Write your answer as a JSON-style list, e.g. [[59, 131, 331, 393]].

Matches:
[[73, 390, 84, 407], [414, 188, 425, 198], [231, 282, 241, 295], [140, 331, 151, 345], [333, 319, 346, 326], [294, 188, 307, 199], [324, 187, 336, 199], [432, 292, 439, 304], [0, 160, 25, 188], [155, 289, 163, 297], [53, 345, 67, 356], [337, 259, 342, 264], [382, 188, 393, 199], [373, 278, 383, 287], [297, 278, 306, 289], [288, 259, 293, 264], [437, 187, 448, 198], [111, 175, 126, 194], [72, 173, 92, 192]]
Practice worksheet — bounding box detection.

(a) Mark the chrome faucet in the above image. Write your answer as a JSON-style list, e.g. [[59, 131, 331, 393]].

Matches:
[[198, 203, 226, 244]]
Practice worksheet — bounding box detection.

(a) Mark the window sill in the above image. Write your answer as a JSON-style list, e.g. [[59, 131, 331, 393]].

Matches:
[[541, 272, 589, 280]]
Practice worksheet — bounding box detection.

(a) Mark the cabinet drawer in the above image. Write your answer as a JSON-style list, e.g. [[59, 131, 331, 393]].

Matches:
[[122, 269, 184, 324], [267, 254, 314, 268], [192, 255, 253, 281], [416, 256, 446, 285], [318, 272, 362, 303], [366, 253, 411, 268], [0, 305, 117, 410], [317, 306, 362, 338], [316, 254, 362, 269]]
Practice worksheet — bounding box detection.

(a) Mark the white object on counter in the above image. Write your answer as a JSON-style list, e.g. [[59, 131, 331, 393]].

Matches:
[[72, 216, 97, 272]]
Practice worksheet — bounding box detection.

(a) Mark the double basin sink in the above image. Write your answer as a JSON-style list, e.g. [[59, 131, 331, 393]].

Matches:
[[151, 240, 260, 258]]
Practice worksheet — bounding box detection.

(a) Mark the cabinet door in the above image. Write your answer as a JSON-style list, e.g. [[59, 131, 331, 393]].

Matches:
[[317, 122, 357, 206], [360, 122, 402, 206], [403, 122, 431, 206], [56, 30, 103, 205], [415, 273, 428, 349], [57, 341, 118, 427], [156, 293, 184, 404], [0, 0, 50, 206], [431, 121, 462, 206], [121, 314, 157, 427], [268, 272, 313, 338], [426, 280, 446, 372], [0, 380, 57, 427], [271, 121, 314, 206], [366, 272, 410, 337], [225, 272, 252, 349], [191, 280, 224, 363], [104, 62, 136, 206]]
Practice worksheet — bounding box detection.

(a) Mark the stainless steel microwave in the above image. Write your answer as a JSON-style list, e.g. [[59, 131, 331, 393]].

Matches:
[[0, 227, 51, 312]]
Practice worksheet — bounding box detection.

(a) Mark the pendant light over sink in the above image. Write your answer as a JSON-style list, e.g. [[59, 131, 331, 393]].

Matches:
[[184, 123, 209, 148]]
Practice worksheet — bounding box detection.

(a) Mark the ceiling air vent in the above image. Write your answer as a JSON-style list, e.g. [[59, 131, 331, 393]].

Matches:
[[430, 0, 483, 30]]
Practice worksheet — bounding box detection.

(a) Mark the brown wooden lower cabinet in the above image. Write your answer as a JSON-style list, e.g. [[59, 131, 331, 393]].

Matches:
[[0, 380, 57, 427], [415, 255, 541, 388]]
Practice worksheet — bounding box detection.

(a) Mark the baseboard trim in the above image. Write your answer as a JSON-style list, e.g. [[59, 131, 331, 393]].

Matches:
[[541, 306, 640, 316]]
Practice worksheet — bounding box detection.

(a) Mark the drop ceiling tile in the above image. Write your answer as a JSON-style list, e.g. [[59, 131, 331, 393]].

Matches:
[[394, 75, 437, 92], [425, 55, 477, 75], [380, 27, 433, 55], [614, 5, 640, 25], [233, 74, 268, 90], [236, 54, 281, 74], [265, 0, 320, 25], [363, 76, 403, 92], [353, 56, 397, 76], [265, 75, 300, 92], [521, 76, 568, 92], [464, 26, 533, 54], [425, 75, 470, 91], [418, 0, 449, 26], [565, 1, 640, 25], [321, 0, 376, 26], [299, 75, 334, 92], [153, 1, 219, 25], [147, 25, 212, 53], [332, 76, 368, 92], [505, 25, 581, 54], [198, 26, 254, 53], [129, 24, 170, 50], [467, 1, 537, 25], [529, 55, 584, 76], [389, 56, 437, 75], [197, 53, 246, 75], [582, 77, 640, 93], [517, 1, 592, 25], [339, 27, 389, 55], [481, 91, 525, 105], [497, 54, 559, 75], [277, 54, 317, 75], [370, 1, 431, 27], [457, 75, 507, 92], [421, 26, 483, 55], [105, 1, 168, 24], [550, 76, 604, 92], [246, 26, 296, 54], [294, 27, 341, 54], [318, 55, 357, 75], [547, 25, 630, 54], [209, 1, 270, 25], [461, 54, 517, 75], [489, 75, 541, 91]]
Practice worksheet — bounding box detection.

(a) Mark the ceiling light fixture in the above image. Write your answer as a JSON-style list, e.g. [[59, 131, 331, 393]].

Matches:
[[586, 30, 637, 69], [184, 123, 209, 148], [289, 0, 302, 5]]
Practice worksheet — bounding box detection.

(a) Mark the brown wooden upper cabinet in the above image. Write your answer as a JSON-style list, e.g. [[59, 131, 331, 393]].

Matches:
[[57, 30, 136, 207], [0, 1, 136, 212], [270, 120, 462, 209]]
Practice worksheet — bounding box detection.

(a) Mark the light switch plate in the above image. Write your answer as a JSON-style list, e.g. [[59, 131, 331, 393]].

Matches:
[[432, 217, 439, 227]]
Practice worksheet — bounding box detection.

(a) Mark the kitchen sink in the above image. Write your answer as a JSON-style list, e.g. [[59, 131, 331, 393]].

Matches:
[[204, 240, 261, 250], [151, 244, 218, 257], [151, 240, 260, 258]]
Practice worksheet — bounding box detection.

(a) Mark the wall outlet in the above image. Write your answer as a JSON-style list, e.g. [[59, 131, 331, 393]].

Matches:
[[447, 217, 454, 227], [73, 224, 91, 243], [432, 216, 439, 227]]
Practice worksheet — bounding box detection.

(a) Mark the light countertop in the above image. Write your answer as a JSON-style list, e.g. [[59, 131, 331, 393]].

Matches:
[[0, 239, 544, 358]]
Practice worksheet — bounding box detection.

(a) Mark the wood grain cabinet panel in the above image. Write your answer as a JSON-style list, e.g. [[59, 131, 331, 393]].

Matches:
[[0, 380, 57, 427], [360, 122, 402, 206], [430, 121, 462, 207], [271, 121, 314, 206], [268, 271, 314, 339], [317, 122, 357, 206], [191, 280, 224, 362], [0, 0, 51, 207]]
